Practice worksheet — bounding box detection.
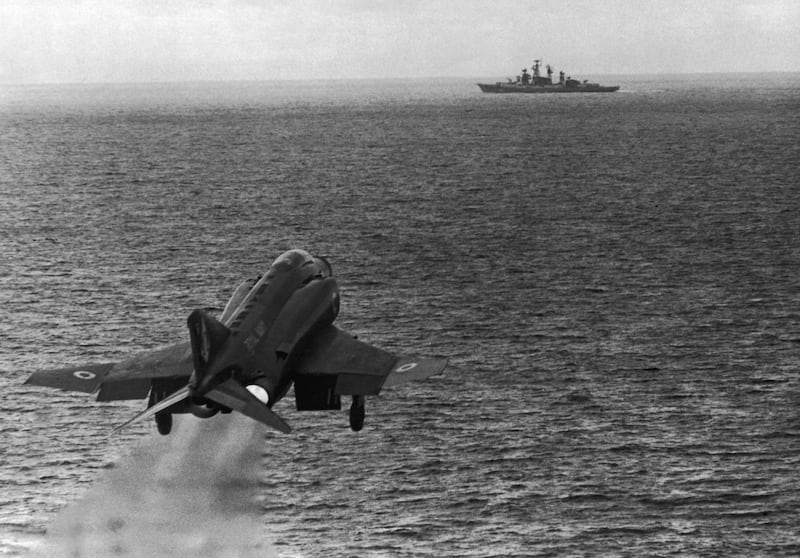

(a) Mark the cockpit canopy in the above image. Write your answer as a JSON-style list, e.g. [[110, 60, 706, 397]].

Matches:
[[271, 249, 313, 270], [270, 249, 332, 279], [313, 255, 332, 278]]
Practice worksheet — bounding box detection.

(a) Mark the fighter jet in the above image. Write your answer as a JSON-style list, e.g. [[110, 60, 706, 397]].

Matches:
[[24, 249, 447, 435]]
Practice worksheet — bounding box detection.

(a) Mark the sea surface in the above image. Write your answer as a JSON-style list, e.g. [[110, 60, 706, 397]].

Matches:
[[1, 74, 799, 556]]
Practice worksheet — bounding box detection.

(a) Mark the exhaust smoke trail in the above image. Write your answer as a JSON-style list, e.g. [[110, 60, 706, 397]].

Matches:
[[31, 413, 274, 558]]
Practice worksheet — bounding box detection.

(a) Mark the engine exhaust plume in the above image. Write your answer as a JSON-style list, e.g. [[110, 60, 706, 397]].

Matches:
[[30, 413, 275, 558]]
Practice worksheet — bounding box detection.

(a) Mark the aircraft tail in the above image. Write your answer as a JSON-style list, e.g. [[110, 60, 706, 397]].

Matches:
[[111, 308, 293, 435], [206, 379, 291, 434], [112, 386, 191, 433], [187, 309, 232, 391]]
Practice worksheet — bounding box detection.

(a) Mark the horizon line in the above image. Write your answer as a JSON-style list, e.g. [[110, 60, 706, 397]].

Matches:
[[2, 70, 799, 87]]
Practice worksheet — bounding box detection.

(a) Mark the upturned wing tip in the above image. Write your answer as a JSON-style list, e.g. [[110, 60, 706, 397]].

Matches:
[[383, 356, 448, 387]]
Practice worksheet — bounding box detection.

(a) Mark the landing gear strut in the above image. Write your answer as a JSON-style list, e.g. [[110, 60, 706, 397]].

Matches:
[[349, 395, 365, 431]]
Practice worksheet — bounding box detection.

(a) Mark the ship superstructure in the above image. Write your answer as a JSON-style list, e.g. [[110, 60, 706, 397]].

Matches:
[[478, 58, 619, 93]]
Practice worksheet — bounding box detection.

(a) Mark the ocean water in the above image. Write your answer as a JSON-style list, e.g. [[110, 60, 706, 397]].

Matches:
[[1, 74, 799, 556]]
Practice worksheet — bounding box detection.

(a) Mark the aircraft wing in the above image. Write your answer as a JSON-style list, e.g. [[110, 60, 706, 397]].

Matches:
[[24, 342, 193, 401], [23, 277, 254, 401], [292, 325, 447, 398]]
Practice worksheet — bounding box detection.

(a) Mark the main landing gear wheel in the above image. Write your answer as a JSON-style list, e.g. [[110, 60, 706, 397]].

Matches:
[[155, 412, 172, 435], [349, 395, 365, 431]]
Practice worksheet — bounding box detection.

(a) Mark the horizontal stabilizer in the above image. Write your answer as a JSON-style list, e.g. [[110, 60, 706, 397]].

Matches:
[[112, 386, 191, 433], [24, 363, 114, 394], [205, 379, 291, 434]]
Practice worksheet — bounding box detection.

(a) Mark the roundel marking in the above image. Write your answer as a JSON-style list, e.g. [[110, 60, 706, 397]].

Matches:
[[73, 370, 97, 380], [395, 362, 418, 373]]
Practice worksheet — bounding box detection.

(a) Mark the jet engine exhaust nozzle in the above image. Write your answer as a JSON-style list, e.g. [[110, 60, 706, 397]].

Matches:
[[246, 384, 270, 405]]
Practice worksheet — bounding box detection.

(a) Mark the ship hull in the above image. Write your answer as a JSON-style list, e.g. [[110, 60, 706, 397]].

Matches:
[[477, 83, 619, 94]]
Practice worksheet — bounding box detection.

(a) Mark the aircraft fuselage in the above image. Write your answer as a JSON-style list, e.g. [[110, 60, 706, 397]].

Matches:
[[188, 249, 338, 408]]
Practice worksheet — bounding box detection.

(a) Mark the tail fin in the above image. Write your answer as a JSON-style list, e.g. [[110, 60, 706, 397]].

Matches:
[[187, 309, 231, 390]]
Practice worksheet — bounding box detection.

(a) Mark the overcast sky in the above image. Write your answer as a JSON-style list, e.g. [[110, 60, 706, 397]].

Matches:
[[1, 0, 798, 84]]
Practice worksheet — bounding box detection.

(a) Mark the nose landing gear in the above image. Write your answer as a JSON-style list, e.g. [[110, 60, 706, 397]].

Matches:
[[349, 395, 365, 431]]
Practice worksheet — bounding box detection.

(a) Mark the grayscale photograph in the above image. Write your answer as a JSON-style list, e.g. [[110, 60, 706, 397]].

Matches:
[[1, 1, 799, 556]]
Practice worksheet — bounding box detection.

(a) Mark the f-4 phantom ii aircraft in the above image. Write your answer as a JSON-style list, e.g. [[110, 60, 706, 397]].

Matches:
[[25, 249, 447, 435]]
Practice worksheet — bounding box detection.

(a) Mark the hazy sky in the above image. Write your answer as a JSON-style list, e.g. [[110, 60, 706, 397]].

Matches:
[[2, 0, 798, 84]]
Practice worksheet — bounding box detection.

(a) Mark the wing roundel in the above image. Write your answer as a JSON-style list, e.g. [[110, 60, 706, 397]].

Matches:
[[24, 363, 114, 394]]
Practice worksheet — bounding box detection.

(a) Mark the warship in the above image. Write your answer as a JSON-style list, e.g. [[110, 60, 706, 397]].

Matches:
[[478, 59, 619, 93]]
